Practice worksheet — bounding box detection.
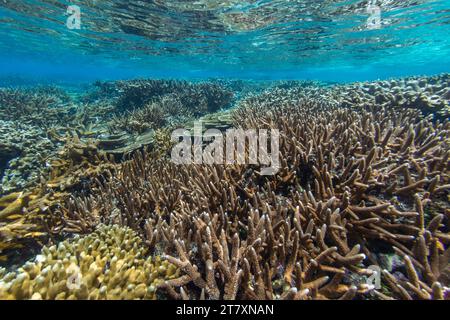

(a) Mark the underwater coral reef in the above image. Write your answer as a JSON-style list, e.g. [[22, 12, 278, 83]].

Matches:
[[0, 225, 180, 299], [0, 75, 448, 300]]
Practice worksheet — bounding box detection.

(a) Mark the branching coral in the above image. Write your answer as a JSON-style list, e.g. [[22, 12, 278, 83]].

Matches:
[[152, 128, 177, 159], [0, 86, 73, 127], [51, 157, 380, 300], [336, 74, 449, 120], [50, 76, 449, 300], [112, 79, 234, 114], [109, 96, 182, 134], [0, 191, 46, 262], [0, 80, 231, 197], [0, 120, 60, 195], [46, 132, 117, 190], [231, 87, 450, 300], [1, 74, 448, 301], [0, 224, 180, 300], [0, 130, 119, 262], [108, 81, 234, 135], [0, 88, 116, 196]]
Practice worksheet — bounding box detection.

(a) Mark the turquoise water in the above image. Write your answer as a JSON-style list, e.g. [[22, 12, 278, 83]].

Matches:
[[0, 0, 449, 82]]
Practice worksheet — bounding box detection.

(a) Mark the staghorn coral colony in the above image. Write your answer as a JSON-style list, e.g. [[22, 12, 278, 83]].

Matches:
[[0, 75, 448, 300]]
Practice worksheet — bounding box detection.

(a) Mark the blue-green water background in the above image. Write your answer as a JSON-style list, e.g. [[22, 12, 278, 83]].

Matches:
[[0, 0, 449, 84]]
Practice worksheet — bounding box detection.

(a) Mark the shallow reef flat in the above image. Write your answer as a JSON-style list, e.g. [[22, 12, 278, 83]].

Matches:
[[0, 74, 448, 300]]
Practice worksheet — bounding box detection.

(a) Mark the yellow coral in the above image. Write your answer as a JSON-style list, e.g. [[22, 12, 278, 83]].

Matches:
[[0, 225, 180, 300], [152, 128, 176, 158]]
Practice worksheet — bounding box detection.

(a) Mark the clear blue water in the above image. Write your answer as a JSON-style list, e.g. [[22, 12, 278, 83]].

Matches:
[[0, 0, 449, 82]]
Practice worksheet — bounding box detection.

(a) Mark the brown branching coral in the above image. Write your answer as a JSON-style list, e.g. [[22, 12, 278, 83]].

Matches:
[[152, 128, 177, 159], [231, 87, 450, 300], [112, 79, 234, 114], [1, 75, 448, 301], [52, 76, 449, 300], [108, 82, 233, 135], [109, 96, 183, 134], [57, 157, 379, 300]]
